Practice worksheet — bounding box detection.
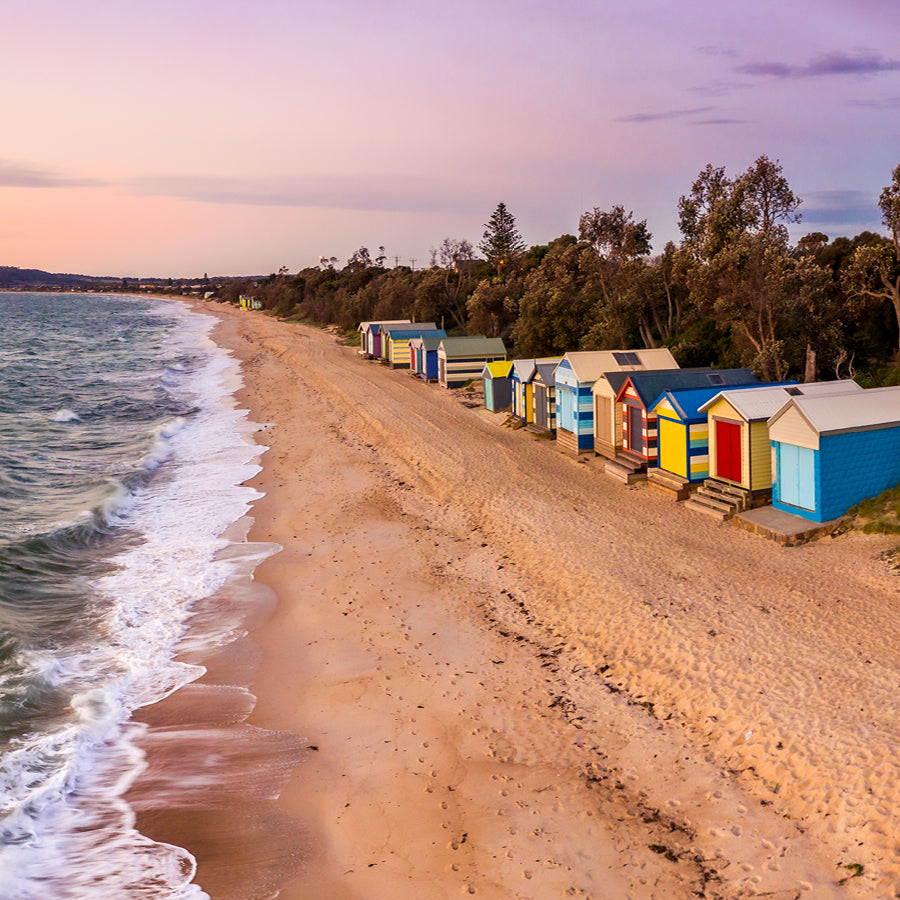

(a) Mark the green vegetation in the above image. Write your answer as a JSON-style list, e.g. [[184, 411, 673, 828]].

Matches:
[[219, 158, 900, 386], [846, 483, 900, 535]]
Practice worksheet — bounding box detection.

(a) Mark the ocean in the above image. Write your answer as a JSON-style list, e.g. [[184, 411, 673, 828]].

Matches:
[[0, 293, 275, 898]]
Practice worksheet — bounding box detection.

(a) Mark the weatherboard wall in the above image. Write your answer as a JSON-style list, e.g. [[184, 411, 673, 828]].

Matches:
[[483, 362, 514, 411], [553, 359, 599, 453]]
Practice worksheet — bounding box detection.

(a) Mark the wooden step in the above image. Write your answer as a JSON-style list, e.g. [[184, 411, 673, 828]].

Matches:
[[605, 459, 647, 484], [647, 468, 693, 501], [684, 498, 732, 520], [692, 491, 739, 514]]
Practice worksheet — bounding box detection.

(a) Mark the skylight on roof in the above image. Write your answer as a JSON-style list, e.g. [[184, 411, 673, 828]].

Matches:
[[785, 387, 803, 396], [707, 373, 725, 385], [612, 351, 640, 366]]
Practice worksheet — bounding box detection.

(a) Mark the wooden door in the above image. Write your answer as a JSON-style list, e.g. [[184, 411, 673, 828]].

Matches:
[[534, 385, 548, 428], [778, 443, 816, 510], [626, 404, 643, 455], [715, 419, 742, 482]]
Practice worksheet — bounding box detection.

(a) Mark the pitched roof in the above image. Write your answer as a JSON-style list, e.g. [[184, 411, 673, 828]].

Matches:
[[533, 360, 560, 384], [384, 327, 446, 342], [512, 358, 537, 381], [512, 356, 562, 383], [483, 361, 514, 378], [650, 381, 777, 421], [439, 336, 507, 358], [699, 379, 863, 420], [358, 319, 410, 333], [562, 348, 679, 383], [409, 335, 444, 351], [616, 368, 758, 407], [767, 385, 900, 435]]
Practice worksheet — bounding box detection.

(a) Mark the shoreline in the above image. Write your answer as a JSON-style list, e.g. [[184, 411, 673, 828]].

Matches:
[[137, 299, 899, 899]]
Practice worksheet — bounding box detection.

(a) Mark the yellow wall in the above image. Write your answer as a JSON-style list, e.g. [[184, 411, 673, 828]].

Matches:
[[658, 416, 687, 477], [749, 421, 774, 490]]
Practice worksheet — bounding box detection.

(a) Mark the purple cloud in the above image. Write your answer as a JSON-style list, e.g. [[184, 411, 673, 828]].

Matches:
[[801, 190, 877, 226], [124, 173, 483, 215], [850, 96, 900, 109], [616, 106, 716, 123], [0, 161, 104, 189], [740, 50, 900, 79]]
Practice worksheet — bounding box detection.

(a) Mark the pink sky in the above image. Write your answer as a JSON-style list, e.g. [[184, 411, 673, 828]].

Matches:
[[1, 0, 899, 277]]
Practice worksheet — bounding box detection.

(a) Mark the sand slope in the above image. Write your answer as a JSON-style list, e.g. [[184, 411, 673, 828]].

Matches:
[[206, 304, 899, 899]]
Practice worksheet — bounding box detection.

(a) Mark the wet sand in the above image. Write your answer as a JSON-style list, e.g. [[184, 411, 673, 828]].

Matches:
[[132, 300, 900, 899]]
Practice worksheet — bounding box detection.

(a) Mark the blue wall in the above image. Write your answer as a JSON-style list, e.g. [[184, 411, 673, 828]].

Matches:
[[773, 424, 900, 522]]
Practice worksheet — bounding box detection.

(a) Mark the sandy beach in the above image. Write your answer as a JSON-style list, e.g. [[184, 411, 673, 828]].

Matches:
[[132, 300, 900, 900]]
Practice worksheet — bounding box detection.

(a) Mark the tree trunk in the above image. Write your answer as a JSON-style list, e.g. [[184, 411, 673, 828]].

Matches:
[[804, 344, 817, 383]]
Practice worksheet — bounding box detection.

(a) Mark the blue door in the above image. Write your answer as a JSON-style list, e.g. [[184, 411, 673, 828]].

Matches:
[[779, 443, 816, 510], [558, 386, 575, 432]]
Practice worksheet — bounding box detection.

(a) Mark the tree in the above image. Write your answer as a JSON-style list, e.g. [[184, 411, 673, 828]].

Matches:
[[838, 164, 900, 354], [578, 204, 654, 346], [513, 236, 606, 356], [417, 238, 477, 330], [479, 202, 526, 273], [346, 246, 372, 272], [879, 163, 900, 257], [676, 157, 808, 379], [841, 235, 900, 352]]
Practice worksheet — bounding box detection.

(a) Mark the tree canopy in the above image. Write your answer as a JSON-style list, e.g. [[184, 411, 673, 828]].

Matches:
[[221, 170, 900, 386], [479, 202, 526, 273]]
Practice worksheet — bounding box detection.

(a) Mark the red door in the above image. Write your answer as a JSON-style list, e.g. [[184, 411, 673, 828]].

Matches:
[[715, 419, 742, 482]]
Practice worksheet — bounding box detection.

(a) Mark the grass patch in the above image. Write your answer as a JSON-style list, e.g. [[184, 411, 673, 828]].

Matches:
[[844, 482, 900, 569], [846, 482, 900, 536]]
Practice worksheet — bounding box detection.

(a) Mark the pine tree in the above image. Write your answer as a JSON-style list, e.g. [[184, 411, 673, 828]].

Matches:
[[479, 202, 526, 273]]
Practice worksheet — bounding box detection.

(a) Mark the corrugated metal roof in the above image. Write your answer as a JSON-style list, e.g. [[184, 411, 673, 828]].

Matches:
[[699, 379, 863, 420], [650, 381, 776, 421], [768, 385, 900, 434], [484, 361, 514, 378], [619, 368, 758, 407], [439, 336, 507, 357], [562, 348, 678, 383]]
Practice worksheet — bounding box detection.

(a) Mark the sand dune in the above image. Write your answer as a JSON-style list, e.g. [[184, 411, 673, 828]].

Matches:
[[185, 303, 899, 899]]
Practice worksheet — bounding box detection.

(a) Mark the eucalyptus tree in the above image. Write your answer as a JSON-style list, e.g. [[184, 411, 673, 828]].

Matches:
[[676, 156, 815, 380], [841, 164, 900, 351], [577, 204, 655, 347]]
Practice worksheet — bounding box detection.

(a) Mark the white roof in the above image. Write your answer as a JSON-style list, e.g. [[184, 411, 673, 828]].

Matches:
[[512, 356, 561, 382], [358, 319, 410, 332], [560, 348, 678, 384], [768, 385, 900, 435], [699, 380, 863, 421]]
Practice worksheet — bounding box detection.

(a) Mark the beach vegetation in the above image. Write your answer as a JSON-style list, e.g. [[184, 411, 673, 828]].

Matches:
[[216, 163, 900, 386], [846, 482, 900, 536]]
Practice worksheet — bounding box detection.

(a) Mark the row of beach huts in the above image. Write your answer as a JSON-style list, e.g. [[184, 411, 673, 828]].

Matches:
[[358, 319, 900, 529]]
